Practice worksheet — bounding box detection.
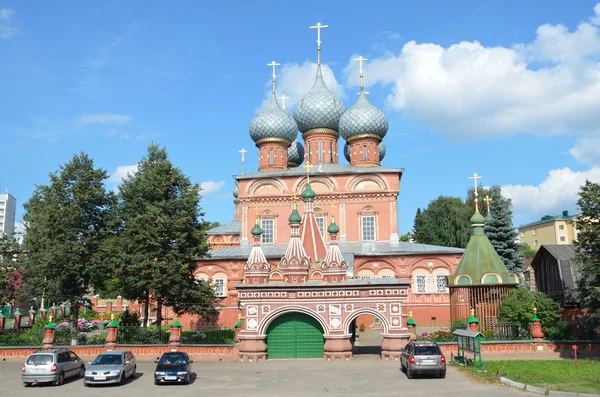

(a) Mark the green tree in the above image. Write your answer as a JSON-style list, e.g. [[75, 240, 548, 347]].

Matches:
[[0, 233, 23, 303], [573, 180, 600, 331], [412, 196, 472, 248], [399, 234, 410, 242], [21, 152, 117, 344], [115, 144, 219, 328], [519, 243, 537, 260], [482, 186, 524, 274], [498, 287, 562, 336]]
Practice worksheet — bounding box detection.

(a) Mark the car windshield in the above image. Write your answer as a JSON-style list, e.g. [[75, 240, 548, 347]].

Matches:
[[26, 354, 53, 365], [415, 346, 441, 356], [92, 354, 123, 365], [159, 354, 187, 366]]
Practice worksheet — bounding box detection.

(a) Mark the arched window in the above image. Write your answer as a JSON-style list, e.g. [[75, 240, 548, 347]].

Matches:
[[329, 142, 334, 163], [362, 145, 367, 161], [318, 141, 323, 163], [269, 150, 274, 165]]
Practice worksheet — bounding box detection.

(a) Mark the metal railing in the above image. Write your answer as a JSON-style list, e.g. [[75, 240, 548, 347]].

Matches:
[[180, 328, 235, 345], [0, 328, 45, 346]]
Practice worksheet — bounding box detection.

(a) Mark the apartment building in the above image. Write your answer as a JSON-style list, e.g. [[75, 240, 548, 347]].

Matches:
[[518, 210, 578, 249], [0, 191, 17, 236]]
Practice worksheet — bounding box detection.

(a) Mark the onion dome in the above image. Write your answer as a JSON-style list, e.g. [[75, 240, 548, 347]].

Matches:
[[378, 141, 386, 161], [249, 93, 298, 145], [343, 140, 386, 162], [301, 183, 316, 202], [289, 208, 302, 224], [327, 219, 339, 235], [288, 141, 305, 167], [251, 222, 263, 237], [484, 210, 493, 224], [233, 185, 239, 199], [293, 66, 346, 132], [339, 88, 388, 140], [470, 211, 485, 225]]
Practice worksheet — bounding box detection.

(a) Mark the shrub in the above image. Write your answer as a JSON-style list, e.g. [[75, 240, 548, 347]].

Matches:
[[481, 329, 495, 340], [117, 309, 140, 326], [451, 319, 468, 331], [359, 323, 366, 332], [544, 321, 572, 340], [498, 288, 562, 335]]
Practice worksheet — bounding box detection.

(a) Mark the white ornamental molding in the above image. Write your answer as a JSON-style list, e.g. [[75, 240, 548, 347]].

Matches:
[[330, 316, 342, 330], [317, 304, 326, 313], [329, 304, 342, 316], [344, 304, 354, 313], [247, 305, 258, 317], [391, 316, 402, 328], [261, 305, 271, 315], [246, 318, 258, 331]]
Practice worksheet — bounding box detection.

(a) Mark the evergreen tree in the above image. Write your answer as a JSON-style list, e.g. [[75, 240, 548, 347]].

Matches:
[[115, 144, 219, 328], [412, 196, 472, 248], [483, 185, 524, 274], [573, 180, 600, 331], [22, 153, 117, 344]]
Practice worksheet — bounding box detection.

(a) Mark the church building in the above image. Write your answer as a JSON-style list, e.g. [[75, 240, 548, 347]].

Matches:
[[192, 23, 464, 360]]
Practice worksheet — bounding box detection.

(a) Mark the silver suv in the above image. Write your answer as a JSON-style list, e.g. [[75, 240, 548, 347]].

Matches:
[[22, 349, 85, 387], [400, 341, 446, 379]]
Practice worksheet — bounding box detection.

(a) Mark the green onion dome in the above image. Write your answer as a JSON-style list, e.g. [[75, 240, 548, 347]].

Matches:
[[251, 223, 263, 237], [327, 220, 339, 235], [301, 183, 316, 202], [288, 208, 302, 224]]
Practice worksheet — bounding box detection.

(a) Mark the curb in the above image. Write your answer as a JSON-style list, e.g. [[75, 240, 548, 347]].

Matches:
[[499, 376, 600, 397]]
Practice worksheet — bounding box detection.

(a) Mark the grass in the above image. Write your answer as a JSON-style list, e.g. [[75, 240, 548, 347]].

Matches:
[[457, 360, 600, 394]]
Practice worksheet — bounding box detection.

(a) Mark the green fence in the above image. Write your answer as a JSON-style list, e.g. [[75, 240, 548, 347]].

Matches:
[[0, 329, 45, 346], [114, 326, 235, 345]]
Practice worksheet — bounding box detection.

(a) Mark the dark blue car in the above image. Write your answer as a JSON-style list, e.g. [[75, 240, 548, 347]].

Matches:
[[153, 352, 193, 385]]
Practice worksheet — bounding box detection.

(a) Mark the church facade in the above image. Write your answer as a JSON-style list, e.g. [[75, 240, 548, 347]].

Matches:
[[192, 26, 463, 359]]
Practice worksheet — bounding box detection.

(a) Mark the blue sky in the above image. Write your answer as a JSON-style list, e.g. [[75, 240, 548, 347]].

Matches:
[[2, 0, 600, 235]]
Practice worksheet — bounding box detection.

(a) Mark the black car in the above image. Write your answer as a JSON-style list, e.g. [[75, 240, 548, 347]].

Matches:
[[153, 352, 193, 385]]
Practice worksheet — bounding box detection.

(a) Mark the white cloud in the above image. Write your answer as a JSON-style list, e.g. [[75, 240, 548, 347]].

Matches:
[[201, 180, 226, 195], [257, 62, 344, 113], [347, 4, 600, 140], [0, 8, 18, 39], [77, 113, 132, 126], [503, 167, 600, 220], [591, 3, 600, 25], [108, 165, 138, 184], [569, 136, 600, 166]]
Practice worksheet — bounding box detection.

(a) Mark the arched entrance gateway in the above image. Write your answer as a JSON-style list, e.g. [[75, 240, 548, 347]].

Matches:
[[266, 312, 325, 358]]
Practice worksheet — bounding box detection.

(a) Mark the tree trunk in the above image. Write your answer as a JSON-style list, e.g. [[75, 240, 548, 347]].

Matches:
[[156, 295, 163, 340], [143, 291, 150, 328], [70, 303, 79, 346]]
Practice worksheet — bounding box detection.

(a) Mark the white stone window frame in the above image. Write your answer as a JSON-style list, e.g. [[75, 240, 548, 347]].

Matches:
[[315, 216, 325, 237], [361, 215, 376, 241], [533, 229, 537, 236], [534, 240, 538, 246], [560, 236, 566, 242], [415, 274, 427, 294], [261, 218, 275, 244], [435, 273, 448, 293], [213, 278, 226, 297]]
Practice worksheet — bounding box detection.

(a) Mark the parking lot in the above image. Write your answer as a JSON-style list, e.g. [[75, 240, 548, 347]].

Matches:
[[0, 357, 528, 397]]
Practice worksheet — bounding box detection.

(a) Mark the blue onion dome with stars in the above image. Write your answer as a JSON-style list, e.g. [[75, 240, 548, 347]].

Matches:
[[343, 140, 386, 162], [339, 87, 388, 141], [249, 92, 298, 145], [293, 66, 346, 133], [287, 141, 305, 167]]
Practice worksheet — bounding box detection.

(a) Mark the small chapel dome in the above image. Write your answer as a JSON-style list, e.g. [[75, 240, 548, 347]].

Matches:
[[287, 141, 305, 167], [293, 66, 346, 133], [470, 211, 486, 225], [249, 93, 298, 145], [343, 140, 386, 162], [339, 88, 388, 141]]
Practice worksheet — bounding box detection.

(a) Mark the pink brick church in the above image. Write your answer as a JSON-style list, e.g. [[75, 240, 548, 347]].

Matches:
[[190, 24, 464, 359]]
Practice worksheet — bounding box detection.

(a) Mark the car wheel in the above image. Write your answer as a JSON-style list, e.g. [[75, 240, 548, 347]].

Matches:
[[53, 372, 64, 386], [119, 373, 126, 385], [84, 382, 89, 387], [406, 367, 413, 379], [400, 361, 406, 372], [132, 366, 136, 379], [79, 366, 85, 378], [154, 380, 159, 386], [23, 382, 32, 387], [439, 371, 446, 379]]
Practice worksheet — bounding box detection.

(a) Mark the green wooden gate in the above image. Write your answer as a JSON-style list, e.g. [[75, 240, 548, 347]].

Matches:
[[266, 312, 324, 359]]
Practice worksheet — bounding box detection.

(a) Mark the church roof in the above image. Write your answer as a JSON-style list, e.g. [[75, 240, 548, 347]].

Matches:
[[448, 210, 518, 287], [207, 220, 241, 235], [200, 241, 463, 260], [236, 163, 403, 180]]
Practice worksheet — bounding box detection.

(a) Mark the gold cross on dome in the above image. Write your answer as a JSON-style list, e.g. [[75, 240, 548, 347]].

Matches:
[[303, 161, 313, 184], [330, 203, 335, 221], [48, 315, 53, 324], [111, 313, 115, 321], [484, 195, 492, 213], [468, 173, 483, 212], [408, 310, 413, 318], [470, 308, 475, 317]]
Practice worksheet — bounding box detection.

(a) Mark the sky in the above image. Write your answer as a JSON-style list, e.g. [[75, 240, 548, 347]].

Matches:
[[2, 0, 600, 235]]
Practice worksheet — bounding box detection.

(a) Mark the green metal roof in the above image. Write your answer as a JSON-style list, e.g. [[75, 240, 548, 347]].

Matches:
[[449, 211, 518, 287], [207, 220, 241, 235], [518, 213, 578, 229]]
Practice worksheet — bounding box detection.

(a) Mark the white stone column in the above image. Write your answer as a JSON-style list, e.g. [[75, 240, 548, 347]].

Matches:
[[241, 205, 249, 246], [390, 199, 399, 243], [340, 201, 347, 243]]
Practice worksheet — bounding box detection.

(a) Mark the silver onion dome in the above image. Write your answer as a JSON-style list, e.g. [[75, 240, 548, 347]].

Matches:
[[249, 93, 298, 144], [339, 88, 388, 140], [287, 141, 305, 167], [233, 185, 239, 199], [378, 141, 386, 161], [343, 140, 386, 162], [293, 66, 346, 133]]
